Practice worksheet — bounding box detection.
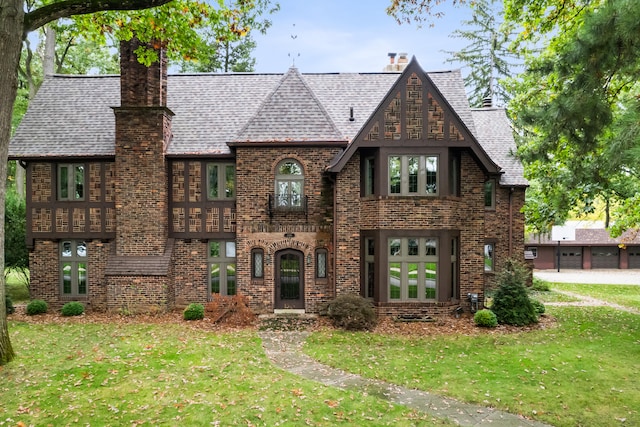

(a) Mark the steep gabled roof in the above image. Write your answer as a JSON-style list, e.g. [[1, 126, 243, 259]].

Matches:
[[326, 57, 501, 176], [471, 108, 528, 187], [233, 67, 344, 143], [9, 62, 526, 186]]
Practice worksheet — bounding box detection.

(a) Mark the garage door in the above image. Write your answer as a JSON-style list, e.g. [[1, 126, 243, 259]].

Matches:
[[559, 247, 582, 269], [628, 246, 640, 269], [591, 246, 619, 269]]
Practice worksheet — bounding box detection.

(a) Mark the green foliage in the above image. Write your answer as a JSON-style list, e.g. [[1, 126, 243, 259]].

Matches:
[[325, 294, 377, 331], [473, 309, 497, 327], [183, 303, 204, 321], [5, 295, 15, 315], [530, 299, 545, 315], [443, 0, 519, 107], [531, 277, 550, 292], [5, 187, 28, 275], [26, 299, 48, 316], [491, 259, 538, 326], [507, 0, 640, 234], [61, 301, 85, 316]]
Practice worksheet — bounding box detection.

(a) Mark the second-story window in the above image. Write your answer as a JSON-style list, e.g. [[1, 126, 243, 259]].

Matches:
[[207, 163, 235, 200], [388, 155, 438, 196], [275, 159, 304, 208], [58, 164, 84, 201]]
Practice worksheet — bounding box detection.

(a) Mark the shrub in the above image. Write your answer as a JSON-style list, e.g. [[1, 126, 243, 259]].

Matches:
[[531, 299, 546, 315], [26, 299, 48, 315], [491, 259, 538, 326], [325, 293, 377, 331], [5, 295, 15, 315], [61, 301, 85, 316], [531, 277, 551, 292], [474, 309, 498, 327], [183, 303, 205, 321]]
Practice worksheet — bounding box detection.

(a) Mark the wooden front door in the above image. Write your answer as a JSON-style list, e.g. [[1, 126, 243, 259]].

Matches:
[[275, 250, 304, 309]]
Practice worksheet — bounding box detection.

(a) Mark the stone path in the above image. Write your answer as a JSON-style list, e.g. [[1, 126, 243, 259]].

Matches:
[[546, 290, 640, 315], [259, 331, 552, 427]]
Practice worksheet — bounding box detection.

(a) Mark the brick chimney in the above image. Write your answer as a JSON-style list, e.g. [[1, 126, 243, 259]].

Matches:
[[112, 37, 173, 257]]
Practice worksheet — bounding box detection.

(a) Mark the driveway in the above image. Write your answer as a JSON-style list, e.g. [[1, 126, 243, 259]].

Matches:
[[534, 269, 640, 285]]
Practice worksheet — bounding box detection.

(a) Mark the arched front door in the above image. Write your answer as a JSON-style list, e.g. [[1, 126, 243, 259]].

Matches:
[[275, 249, 304, 309]]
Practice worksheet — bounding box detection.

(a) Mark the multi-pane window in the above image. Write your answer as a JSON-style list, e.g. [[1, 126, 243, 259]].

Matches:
[[484, 243, 495, 272], [60, 241, 87, 297], [388, 237, 437, 301], [364, 238, 375, 299], [484, 180, 495, 209], [251, 248, 264, 279], [450, 237, 459, 299], [207, 163, 235, 200], [209, 241, 236, 295], [58, 164, 84, 201], [275, 159, 304, 208], [388, 155, 438, 195], [315, 248, 327, 279]]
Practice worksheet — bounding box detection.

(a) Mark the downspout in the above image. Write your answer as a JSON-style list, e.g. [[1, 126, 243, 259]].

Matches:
[[508, 187, 514, 257], [329, 173, 337, 299]]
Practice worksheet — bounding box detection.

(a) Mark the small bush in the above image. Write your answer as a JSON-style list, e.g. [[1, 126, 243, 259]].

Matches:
[[474, 309, 498, 327], [325, 294, 377, 331], [61, 301, 85, 316], [183, 303, 205, 320], [531, 278, 551, 292], [5, 295, 15, 315], [491, 259, 538, 326], [531, 299, 546, 315], [26, 299, 48, 315]]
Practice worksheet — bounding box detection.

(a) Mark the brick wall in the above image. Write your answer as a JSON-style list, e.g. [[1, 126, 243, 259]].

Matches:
[[234, 146, 339, 312]]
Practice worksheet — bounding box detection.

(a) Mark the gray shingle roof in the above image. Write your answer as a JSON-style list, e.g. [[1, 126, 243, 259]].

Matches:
[[471, 108, 528, 187], [9, 66, 525, 185]]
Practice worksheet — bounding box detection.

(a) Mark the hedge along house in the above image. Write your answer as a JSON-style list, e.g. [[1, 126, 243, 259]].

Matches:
[[9, 39, 527, 315]]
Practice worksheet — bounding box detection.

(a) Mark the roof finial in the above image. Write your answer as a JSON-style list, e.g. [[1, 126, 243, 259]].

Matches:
[[288, 24, 300, 67]]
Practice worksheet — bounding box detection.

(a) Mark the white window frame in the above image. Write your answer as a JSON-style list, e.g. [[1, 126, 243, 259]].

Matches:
[[275, 159, 304, 208]]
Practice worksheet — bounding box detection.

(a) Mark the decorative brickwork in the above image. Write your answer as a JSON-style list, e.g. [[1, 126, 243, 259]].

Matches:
[[428, 94, 445, 140], [406, 73, 423, 139], [384, 93, 402, 140], [31, 163, 51, 203]]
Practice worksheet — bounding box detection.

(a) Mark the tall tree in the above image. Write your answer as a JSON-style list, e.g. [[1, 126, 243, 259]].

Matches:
[[506, 0, 640, 235], [1, 0, 263, 365], [443, 0, 519, 107]]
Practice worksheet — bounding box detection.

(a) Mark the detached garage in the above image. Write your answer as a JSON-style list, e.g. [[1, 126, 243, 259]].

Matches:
[[526, 222, 640, 270]]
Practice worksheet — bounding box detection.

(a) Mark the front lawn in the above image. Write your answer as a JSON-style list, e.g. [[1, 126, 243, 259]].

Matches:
[[552, 283, 640, 310], [305, 306, 640, 427], [2, 319, 447, 426]]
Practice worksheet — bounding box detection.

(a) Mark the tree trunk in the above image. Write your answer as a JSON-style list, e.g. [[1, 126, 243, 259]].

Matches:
[[43, 25, 56, 76], [0, 0, 24, 366]]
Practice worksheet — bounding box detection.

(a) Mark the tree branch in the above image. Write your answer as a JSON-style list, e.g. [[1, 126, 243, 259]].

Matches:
[[23, 0, 175, 35]]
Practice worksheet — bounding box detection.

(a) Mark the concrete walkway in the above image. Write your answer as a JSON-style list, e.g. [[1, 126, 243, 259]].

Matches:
[[259, 331, 552, 427]]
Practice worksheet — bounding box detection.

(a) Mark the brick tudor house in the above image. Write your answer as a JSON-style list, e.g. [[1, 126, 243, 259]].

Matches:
[[9, 40, 527, 317]]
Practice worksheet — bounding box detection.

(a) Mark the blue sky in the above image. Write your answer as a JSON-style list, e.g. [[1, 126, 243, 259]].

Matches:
[[251, 0, 472, 73]]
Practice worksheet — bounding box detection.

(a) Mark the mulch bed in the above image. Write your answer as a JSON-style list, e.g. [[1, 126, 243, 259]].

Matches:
[[8, 304, 556, 337]]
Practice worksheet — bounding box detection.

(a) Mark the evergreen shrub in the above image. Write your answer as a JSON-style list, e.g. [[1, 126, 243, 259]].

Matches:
[[491, 259, 538, 326], [26, 299, 48, 315], [61, 301, 85, 316], [183, 303, 205, 320], [474, 309, 498, 327]]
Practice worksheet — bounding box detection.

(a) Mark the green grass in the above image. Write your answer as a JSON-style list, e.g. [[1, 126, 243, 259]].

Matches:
[[528, 289, 580, 304], [5, 268, 29, 302], [2, 321, 450, 426], [552, 283, 640, 310], [305, 306, 640, 427]]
